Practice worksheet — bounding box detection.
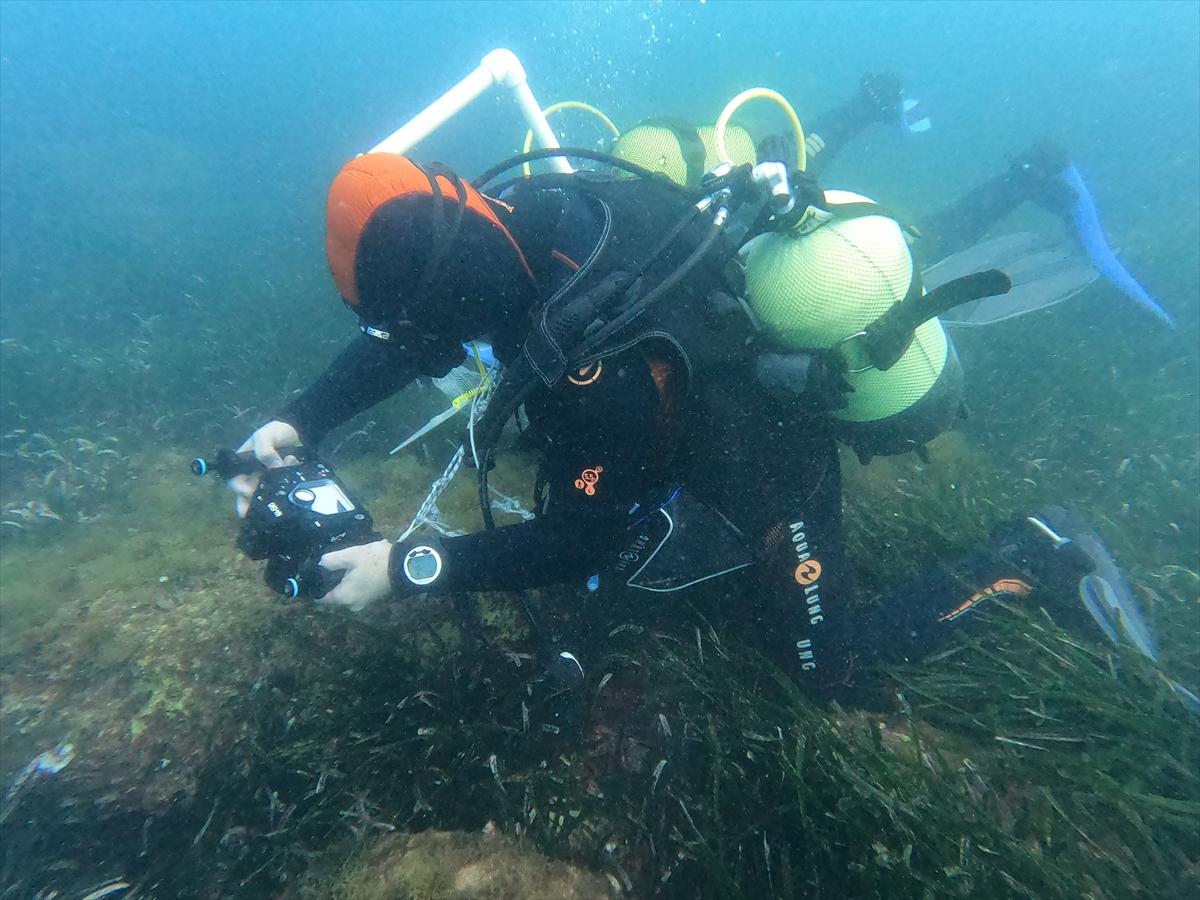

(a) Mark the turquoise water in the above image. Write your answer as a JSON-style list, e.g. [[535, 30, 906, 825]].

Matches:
[[1, 2, 1197, 897]]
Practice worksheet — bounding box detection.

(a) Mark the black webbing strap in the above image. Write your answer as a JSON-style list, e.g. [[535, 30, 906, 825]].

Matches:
[[813, 197, 1005, 370], [856, 269, 1012, 371], [413, 163, 469, 304], [640, 117, 707, 187]]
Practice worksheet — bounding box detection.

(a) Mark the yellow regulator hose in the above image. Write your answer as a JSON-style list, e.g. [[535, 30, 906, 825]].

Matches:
[[522, 101, 621, 176], [714, 88, 806, 173]]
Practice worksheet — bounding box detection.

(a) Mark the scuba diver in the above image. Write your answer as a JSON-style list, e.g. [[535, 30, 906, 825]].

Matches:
[[227, 126, 1117, 703]]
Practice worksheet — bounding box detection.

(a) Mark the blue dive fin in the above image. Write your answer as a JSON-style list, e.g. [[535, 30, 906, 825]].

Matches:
[[1060, 165, 1173, 326], [901, 95, 931, 134]]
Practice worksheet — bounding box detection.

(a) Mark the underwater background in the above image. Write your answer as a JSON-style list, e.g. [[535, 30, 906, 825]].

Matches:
[[1, 1, 1197, 898]]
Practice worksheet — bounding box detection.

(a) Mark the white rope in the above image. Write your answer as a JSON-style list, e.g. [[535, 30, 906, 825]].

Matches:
[[489, 486, 536, 520], [419, 501, 468, 538], [396, 362, 499, 543], [397, 445, 466, 543]]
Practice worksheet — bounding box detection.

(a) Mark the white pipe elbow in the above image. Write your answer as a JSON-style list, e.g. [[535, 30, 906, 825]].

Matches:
[[481, 48, 526, 88]]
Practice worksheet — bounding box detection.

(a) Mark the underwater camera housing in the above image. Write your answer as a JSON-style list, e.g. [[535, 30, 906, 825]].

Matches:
[[191, 450, 381, 598]]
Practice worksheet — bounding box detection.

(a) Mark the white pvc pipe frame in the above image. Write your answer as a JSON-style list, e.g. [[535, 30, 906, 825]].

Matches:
[[369, 48, 572, 174]]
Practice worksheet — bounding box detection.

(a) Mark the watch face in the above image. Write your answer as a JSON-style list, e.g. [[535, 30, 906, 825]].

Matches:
[[403, 546, 443, 586]]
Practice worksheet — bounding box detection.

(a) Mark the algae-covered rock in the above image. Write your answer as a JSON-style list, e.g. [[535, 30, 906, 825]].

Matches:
[[331, 828, 611, 900]]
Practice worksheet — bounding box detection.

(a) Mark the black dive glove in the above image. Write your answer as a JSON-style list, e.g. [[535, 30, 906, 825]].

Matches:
[[1008, 140, 1077, 219], [859, 71, 905, 122], [756, 350, 854, 414], [756, 132, 796, 167]]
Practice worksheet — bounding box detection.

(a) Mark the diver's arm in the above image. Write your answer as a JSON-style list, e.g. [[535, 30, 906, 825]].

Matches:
[[321, 501, 633, 611], [323, 352, 667, 608], [395, 355, 665, 595], [392, 506, 632, 594], [279, 332, 429, 448], [758, 72, 902, 172], [228, 335, 426, 518], [777, 72, 905, 172]]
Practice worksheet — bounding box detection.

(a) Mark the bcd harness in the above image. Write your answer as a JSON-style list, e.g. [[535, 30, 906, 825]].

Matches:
[[366, 147, 1014, 528], [468, 149, 765, 528]]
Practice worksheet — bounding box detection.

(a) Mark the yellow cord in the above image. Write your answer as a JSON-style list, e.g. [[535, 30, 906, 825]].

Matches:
[[522, 102, 621, 176], [714, 88, 806, 173], [450, 385, 484, 410], [450, 342, 492, 409], [469, 342, 488, 379]]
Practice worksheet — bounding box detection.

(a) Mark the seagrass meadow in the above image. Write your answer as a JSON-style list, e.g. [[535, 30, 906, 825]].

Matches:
[[2, 2, 1198, 898], [0, 429, 1196, 899]]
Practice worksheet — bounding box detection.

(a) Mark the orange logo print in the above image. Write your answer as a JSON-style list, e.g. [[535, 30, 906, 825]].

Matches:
[[574, 466, 603, 496], [794, 559, 822, 585]]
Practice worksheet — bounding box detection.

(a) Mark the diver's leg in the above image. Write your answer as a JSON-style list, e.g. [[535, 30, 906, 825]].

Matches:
[[739, 432, 863, 703], [920, 142, 1077, 261], [862, 515, 1094, 665]]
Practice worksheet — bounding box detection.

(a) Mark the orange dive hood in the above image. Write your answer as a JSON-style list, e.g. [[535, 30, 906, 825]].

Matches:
[[325, 153, 527, 310]]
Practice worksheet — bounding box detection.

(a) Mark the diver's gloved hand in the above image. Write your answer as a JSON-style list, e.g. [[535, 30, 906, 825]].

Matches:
[[755, 132, 827, 167], [316, 539, 393, 611], [228, 420, 302, 517], [756, 350, 854, 413], [1008, 140, 1076, 218], [859, 72, 905, 121], [1013, 140, 1071, 179]]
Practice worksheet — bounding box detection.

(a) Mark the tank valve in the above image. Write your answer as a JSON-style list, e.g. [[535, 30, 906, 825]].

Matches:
[[752, 161, 795, 216]]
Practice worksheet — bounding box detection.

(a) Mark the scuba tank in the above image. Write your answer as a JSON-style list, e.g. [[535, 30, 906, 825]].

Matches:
[[597, 94, 1009, 462], [742, 190, 983, 461], [611, 121, 759, 187]]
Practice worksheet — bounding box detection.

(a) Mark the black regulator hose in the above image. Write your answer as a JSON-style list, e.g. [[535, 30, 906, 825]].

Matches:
[[575, 214, 727, 360], [471, 147, 695, 196], [474, 361, 543, 531]]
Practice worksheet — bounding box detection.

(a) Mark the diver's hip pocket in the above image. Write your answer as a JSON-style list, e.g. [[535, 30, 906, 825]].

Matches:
[[615, 489, 754, 593]]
